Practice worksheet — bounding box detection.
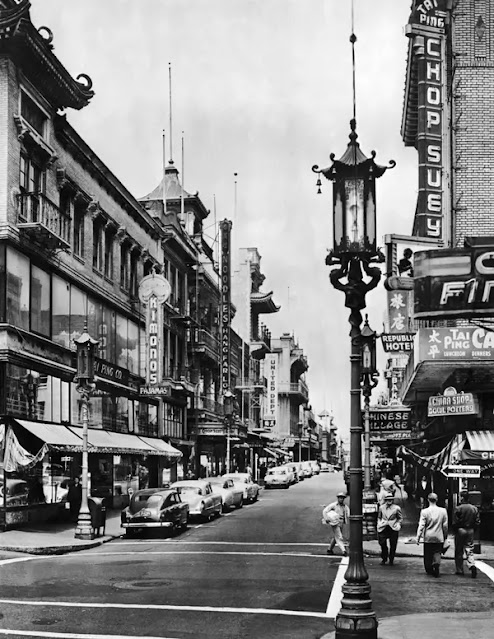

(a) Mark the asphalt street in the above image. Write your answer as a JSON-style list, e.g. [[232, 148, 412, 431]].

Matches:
[[0, 472, 492, 638]]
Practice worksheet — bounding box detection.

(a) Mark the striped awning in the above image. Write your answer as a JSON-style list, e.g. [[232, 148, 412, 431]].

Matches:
[[461, 431, 494, 463]]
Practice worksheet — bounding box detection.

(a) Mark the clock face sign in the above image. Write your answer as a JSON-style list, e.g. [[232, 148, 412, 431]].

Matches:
[[138, 273, 171, 304]]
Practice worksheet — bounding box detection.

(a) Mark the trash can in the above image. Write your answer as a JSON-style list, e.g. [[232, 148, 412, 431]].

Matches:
[[88, 496, 106, 537]]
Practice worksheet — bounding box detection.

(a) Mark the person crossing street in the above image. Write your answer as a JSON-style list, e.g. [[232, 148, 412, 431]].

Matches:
[[322, 492, 349, 556], [416, 492, 448, 578]]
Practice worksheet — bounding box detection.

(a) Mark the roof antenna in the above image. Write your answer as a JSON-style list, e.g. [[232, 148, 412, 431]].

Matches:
[[169, 62, 173, 165]]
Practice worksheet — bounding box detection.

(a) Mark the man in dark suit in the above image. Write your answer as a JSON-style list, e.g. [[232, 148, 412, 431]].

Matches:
[[453, 490, 481, 578], [416, 492, 449, 577]]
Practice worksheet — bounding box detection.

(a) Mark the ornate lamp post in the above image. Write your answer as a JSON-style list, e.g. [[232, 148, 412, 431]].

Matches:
[[223, 390, 235, 474], [73, 324, 99, 540], [360, 316, 379, 492], [313, 118, 394, 639]]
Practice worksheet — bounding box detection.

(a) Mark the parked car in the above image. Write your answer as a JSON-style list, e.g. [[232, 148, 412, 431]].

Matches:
[[222, 473, 260, 503], [280, 463, 299, 483], [264, 467, 291, 489], [309, 461, 321, 475], [170, 479, 222, 520], [209, 477, 244, 511], [320, 462, 333, 473], [121, 488, 189, 536], [300, 461, 313, 478]]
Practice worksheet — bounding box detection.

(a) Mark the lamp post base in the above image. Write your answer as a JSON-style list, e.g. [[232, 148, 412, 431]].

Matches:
[[74, 511, 94, 540], [335, 581, 378, 639]]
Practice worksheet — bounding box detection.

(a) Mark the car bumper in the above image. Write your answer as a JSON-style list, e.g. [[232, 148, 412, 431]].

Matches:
[[122, 521, 174, 528]]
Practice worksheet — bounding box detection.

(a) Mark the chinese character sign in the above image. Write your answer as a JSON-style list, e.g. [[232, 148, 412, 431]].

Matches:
[[387, 290, 412, 334]]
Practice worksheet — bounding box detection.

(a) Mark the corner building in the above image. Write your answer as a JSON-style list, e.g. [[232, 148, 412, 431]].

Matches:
[[0, 1, 181, 530], [396, 0, 494, 537]]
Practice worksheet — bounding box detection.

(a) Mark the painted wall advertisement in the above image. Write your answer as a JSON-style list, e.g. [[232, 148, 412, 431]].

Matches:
[[418, 327, 494, 361], [138, 273, 171, 396], [263, 354, 278, 429], [414, 244, 494, 319]]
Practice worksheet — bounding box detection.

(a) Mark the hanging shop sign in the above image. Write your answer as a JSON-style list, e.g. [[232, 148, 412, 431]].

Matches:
[[428, 390, 479, 417], [368, 407, 411, 433], [386, 290, 413, 334], [370, 431, 412, 442], [381, 333, 415, 352], [94, 358, 129, 385], [418, 326, 494, 361], [262, 354, 278, 429], [138, 272, 171, 396], [414, 245, 494, 319], [220, 219, 232, 396], [462, 450, 494, 463], [408, 0, 448, 33]]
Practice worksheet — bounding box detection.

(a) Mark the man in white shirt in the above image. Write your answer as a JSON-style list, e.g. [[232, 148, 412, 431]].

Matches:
[[416, 492, 449, 577], [377, 492, 403, 565], [322, 492, 349, 556]]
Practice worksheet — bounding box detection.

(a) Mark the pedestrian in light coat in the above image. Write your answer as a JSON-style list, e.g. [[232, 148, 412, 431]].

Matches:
[[453, 490, 481, 578], [377, 492, 403, 565], [322, 492, 349, 556], [416, 492, 448, 577]]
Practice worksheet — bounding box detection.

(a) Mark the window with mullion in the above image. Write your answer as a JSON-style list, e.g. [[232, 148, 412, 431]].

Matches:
[[92, 219, 104, 272], [104, 227, 114, 279]]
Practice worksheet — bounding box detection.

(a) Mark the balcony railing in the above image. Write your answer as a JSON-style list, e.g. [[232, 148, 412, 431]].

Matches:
[[163, 365, 191, 381], [195, 395, 224, 415], [17, 192, 71, 250], [235, 377, 266, 389], [279, 380, 309, 399], [189, 328, 220, 363]]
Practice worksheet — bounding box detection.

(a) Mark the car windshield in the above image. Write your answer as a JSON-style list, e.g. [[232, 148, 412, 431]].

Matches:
[[177, 486, 201, 495]]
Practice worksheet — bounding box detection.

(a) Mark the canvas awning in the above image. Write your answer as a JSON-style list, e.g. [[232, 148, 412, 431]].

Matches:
[[14, 419, 84, 452], [265, 447, 288, 458], [67, 427, 181, 457], [461, 431, 494, 463]]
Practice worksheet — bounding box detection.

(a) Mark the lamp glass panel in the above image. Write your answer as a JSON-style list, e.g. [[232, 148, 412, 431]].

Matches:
[[362, 344, 372, 372], [344, 178, 365, 248], [366, 192, 376, 246], [333, 192, 344, 252]]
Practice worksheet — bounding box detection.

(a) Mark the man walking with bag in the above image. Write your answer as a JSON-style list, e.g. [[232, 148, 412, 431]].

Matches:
[[453, 490, 481, 578], [322, 492, 349, 556], [377, 492, 403, 565], [416, 492, 449, 577]]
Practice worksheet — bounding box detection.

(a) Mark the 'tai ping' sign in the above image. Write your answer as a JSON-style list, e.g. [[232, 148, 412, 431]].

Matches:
[[428, 387, 479, 417]]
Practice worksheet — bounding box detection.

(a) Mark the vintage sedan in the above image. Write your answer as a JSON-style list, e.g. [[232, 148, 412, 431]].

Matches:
[[222, 473, 260, 503], [121, 488, 189, 536], [209, 477, 244, 511], [170, 480, 222, 520], [264, 467, 291, 489]]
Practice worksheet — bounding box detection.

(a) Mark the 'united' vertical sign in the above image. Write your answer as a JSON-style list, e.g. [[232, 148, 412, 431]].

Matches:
[[263, 353, 278, 429], [220, 219, 232, 395]]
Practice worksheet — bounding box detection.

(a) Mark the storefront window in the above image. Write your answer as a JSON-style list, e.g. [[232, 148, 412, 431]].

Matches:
[[30, 265, 50, 337], [5, 364, 42, 419], [116, 314, 128, 369], [70, 286, 87, 345], [128, 321, 139, 374], [115, 397, 129, 432], [6, 247, 30, 330], [52, 275, 70, 348]]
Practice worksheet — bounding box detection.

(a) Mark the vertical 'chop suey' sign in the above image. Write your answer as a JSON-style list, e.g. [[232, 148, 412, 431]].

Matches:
[[220, 219, 232, 395], [138, 272, 171, 396]]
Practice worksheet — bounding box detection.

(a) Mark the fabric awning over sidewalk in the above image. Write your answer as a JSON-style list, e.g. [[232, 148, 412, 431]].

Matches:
[[11, 419, 182, 458], [461, 430, 494, 463]]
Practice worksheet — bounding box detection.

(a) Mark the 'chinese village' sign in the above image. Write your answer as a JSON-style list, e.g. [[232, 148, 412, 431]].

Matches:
[[368, 407, 412, 436], [138, 272, 171, 396]]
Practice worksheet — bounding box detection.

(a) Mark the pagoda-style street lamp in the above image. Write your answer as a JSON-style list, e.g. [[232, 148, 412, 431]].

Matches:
[[223, 390, 235, 474], [313, 118, 394, 639], [73, 324, 99, 540]]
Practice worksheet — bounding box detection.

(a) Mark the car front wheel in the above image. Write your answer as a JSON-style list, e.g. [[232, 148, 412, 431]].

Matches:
[[236, 497, 244, 508]]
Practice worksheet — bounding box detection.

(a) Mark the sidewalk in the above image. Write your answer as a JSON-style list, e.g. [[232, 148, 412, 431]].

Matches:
[[0, 509, 123, 554]]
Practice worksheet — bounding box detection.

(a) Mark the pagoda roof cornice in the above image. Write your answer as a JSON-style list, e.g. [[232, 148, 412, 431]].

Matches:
[[0, 2, 94, 110], [250, 291, 280, 314]]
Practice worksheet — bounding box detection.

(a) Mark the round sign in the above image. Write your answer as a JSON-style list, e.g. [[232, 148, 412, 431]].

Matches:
[[138, 273, 171, 304]]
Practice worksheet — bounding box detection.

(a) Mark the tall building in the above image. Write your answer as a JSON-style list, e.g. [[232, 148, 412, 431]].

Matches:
[[391, 1, 494, 533]]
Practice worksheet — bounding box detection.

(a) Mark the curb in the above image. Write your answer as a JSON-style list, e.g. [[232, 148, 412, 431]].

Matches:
[[0, 533, 121, 556]]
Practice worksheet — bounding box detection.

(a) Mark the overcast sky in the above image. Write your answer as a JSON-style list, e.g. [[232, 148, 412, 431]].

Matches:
[[31, 0, 417, 440]]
